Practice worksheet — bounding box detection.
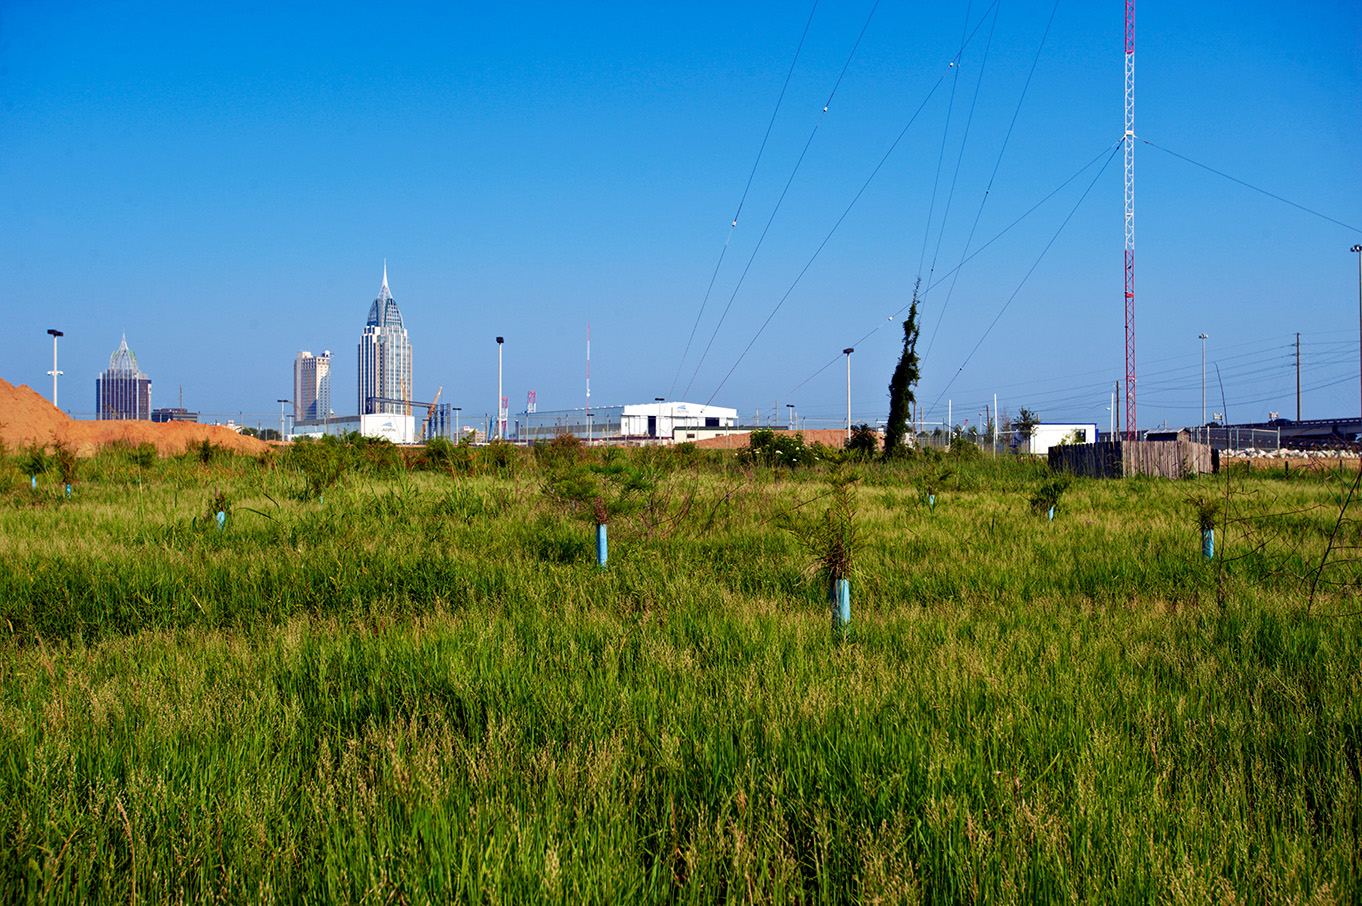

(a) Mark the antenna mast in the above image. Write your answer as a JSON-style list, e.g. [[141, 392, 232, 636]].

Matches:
[[586, 324, 592, 443], [1123, 0, 1136, 439]]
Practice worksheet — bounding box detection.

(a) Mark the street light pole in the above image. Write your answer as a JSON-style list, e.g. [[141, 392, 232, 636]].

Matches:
[[276, 399, 290, 440], [1353, 245, 1362, 419], [496, 336, 504, 441], [452, 407, 461, 441], [787, 403, 794, 430], [1199, 333, 1208, 432], [843, 347, 855, 440], [46, 329, 63, 408]]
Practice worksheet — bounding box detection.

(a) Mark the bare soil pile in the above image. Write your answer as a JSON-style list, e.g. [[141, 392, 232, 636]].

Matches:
[[0, 378, 271, 457], [695, 428, 873, 451]]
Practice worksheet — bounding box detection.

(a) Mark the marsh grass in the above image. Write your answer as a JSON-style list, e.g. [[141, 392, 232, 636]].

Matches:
[[0, 443, 1359, 903]]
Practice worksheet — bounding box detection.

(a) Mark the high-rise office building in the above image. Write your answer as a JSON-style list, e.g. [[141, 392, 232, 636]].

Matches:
[[95, 334, 152, 420], [358, 263, 412, 416], [293, 350, 332, 421]]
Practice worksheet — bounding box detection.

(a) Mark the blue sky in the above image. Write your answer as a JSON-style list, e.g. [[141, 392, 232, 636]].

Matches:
[[3, 1, 1359, 432]]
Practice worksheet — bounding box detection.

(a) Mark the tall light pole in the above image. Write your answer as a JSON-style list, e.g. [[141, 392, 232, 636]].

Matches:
[[1353, 245, 1362, 419], [1199, 333, 1208, 431], [276, 399, 290, 440], [46, 329, 63, 408], [843, 347, 854, 440], [452, 407, 461, 441], [787, 403, 794, 430], [495, 336, 504, 440]]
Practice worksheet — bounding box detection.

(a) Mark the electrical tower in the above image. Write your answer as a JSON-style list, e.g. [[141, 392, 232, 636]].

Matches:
[[1123, 0, 1136, 439]]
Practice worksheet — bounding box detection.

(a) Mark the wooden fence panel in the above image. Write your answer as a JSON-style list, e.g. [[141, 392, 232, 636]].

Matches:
[[1049, 441, 1211, 479], [1048, 442, 1122, 478]]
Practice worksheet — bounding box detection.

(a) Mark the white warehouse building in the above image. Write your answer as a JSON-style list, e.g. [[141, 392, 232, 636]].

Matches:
[[516, 401, 738, 443]]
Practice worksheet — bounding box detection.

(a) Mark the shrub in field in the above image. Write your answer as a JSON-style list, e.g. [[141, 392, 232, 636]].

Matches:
[[347, 433, 404, 474], [477, 439, 523, 476], [206, 487, 230, 526], [101, 438, 159, 471], [533, 433, 584, 469], [130, 441, 158, 469], [419, 435, 477, 475], [743, 428, 820, 468], [1192, 495, 1219, 531], [949, 436, 983, 460], [0, 461, 19, 495], [418, 436, 456, 472], [663, 441, 702, 468], [286, 437, 352, 499], [436, 484, 509, 522], [543, 446, 656, 526], [1030, 472, 1071, 515], [19, 443, 48, 479], [922, 465, 953, 503], [52, 441, 78, 488], [195, 439, 219, 464], [846, 424, 879, 460], [782, 469, 859, 591]]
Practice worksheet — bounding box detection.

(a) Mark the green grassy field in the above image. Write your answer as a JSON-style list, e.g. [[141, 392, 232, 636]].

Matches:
[[0, 438, 1358, 903]]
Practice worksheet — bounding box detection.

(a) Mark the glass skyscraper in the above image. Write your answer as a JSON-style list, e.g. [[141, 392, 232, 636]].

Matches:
[[95, 334, 152, 420], [358, 264, 412, 416], [293, 350, 332, 421]]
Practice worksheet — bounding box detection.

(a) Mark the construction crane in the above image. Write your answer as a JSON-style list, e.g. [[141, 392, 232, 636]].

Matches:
[[1123, 0, 1136, 439], [399, 376, 412, 417], [420, 387, 443, 441]]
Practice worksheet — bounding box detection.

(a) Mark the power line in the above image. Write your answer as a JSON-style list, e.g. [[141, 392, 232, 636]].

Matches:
[[701, 1, 1001, 406], [668, 1, 820, 399], [924, 0, 1061, 358], [1141, 138, 1362, 235], [925, 144, 1122, 413], [781, 140, 1119, 404], [681, 0, 883, 399], [924, 0, 1000, 284], [918, 1, 974, 279]]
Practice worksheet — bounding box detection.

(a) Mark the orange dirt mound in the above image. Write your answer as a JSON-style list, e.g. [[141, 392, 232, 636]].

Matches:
[[1, 378, 271, 457], [694, 428, 876, 451]]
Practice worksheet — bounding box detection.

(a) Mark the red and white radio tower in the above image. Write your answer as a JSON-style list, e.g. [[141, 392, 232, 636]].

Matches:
[[1123, 0, 1136, 439]]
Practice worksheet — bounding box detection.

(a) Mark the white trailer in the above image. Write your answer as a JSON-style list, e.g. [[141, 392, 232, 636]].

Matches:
[[1026, 423, 1098, 456]]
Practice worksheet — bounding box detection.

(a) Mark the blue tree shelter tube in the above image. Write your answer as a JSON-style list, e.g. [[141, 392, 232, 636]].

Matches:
[[831, 578, 850, 630]]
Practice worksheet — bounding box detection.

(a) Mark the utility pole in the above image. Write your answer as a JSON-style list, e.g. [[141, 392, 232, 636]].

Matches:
[[586, 324, 591, 443], [1115, 381, 1121, 438], [1199, 333, 1208, 430], [843, 347, 854, 440], [1353, 245, 1362, 419], [495, 336, 504, 441], [46, 329, 63, 408], [1296, 332, 1301, 421]]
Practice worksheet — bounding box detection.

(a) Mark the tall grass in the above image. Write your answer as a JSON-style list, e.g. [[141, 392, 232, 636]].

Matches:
[[0, 442, 1358, 902]]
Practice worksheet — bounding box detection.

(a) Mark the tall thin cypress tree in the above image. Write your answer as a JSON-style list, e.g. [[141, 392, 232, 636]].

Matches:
[[884, 280, 921, 458]]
